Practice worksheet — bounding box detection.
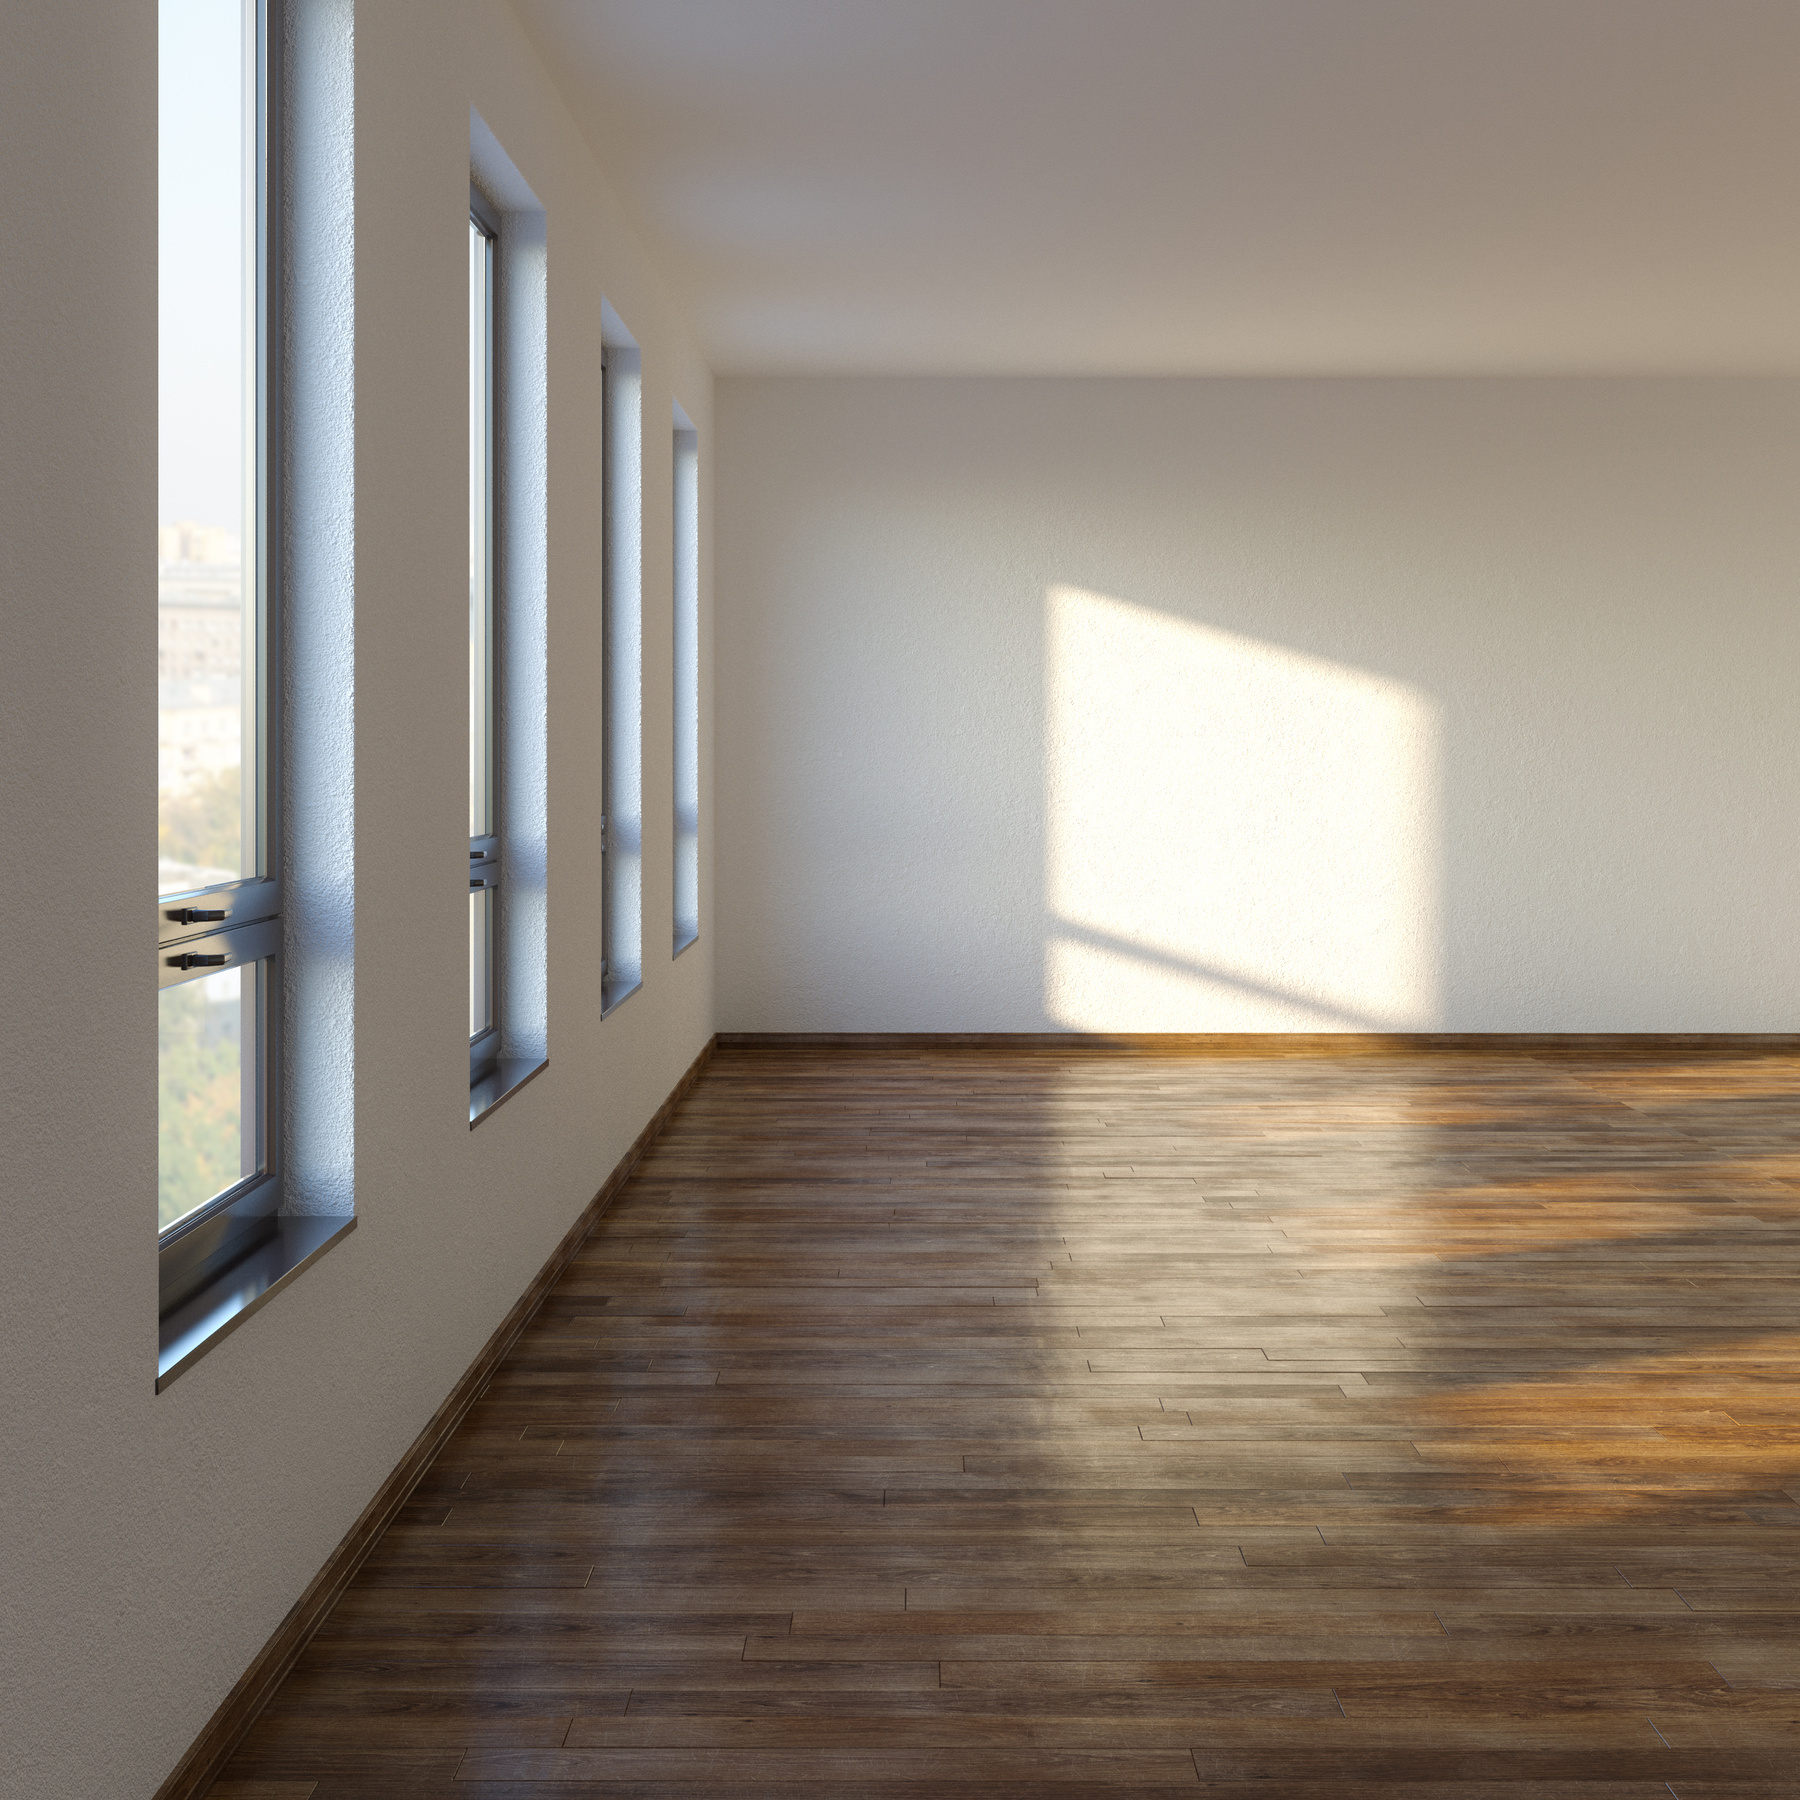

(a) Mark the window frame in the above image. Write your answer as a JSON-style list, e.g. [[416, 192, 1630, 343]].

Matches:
[[464, 130, 550, 1125], [600, 327, 643, 1013], [155, 0, 357, 1392], [156, 0, 284, 1319], [469, 185, 501, 1090], [672, 412, 699, 955]]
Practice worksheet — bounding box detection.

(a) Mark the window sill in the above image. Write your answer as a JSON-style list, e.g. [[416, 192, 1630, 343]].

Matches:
[[601, 975, 643, 1017], [470, 1054, 548, 1128], [157, 1214, 356, 1391]]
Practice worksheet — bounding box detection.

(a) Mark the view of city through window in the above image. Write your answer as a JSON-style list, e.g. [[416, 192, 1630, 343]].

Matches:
[[159, 0, 253, 1231], [160, 520, 244, 893], [158, 512, 247, 1230], [159, 967, 247, 1230]]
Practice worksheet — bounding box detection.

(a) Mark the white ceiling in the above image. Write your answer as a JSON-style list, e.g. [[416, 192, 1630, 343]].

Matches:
[[512, 0, 1800, 375]]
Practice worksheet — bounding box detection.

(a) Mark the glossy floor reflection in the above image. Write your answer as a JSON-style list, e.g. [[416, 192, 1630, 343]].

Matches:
[[216, 1041, 1800, 1797]]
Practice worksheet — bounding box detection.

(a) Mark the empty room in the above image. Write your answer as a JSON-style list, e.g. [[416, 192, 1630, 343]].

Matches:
[[6, 1, 1800, 1796]]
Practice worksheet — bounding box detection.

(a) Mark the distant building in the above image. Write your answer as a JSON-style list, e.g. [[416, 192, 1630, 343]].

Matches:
[[159, 532, 243, 802], [160, 519, 240, 565]]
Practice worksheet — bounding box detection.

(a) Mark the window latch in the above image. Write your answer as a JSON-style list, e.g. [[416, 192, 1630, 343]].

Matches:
[[171, 952, 229, 971], [173, 907, 227, 924]]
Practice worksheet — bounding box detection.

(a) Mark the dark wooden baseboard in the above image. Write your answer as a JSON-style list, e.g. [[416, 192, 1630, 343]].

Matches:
[[718, 1031, 1800, 1059], [153, 1033, 717, 1800]]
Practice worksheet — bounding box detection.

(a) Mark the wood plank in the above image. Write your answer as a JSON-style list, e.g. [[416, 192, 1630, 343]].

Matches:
[[185, 1039, 1800, 1795]]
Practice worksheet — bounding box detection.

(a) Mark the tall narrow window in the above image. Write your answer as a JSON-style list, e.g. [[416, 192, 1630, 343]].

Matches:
[[672, 410, 699, 953], [157, 0, 283, 1330], [601, 313, 642, 1010], [469, 197, 499, 1081], [466, 129, 548, 1124]]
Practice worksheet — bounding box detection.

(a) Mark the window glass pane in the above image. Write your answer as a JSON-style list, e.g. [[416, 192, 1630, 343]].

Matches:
[[601, 340, 643, 1001], [159, 964, 251, 1231], [469, 217, 492, 840], [159, 0, 252, 897], [673, 424, 699, 946], [470, 887, 494, 1039]]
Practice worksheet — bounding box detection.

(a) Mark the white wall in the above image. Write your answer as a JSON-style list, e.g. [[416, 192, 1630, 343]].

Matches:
[[716, 376, 1799, 1033], [0, 4, 712, 1796]]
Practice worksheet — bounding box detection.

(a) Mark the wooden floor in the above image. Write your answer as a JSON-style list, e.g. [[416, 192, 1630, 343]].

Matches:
[[213, 1041, 1800, 1798]]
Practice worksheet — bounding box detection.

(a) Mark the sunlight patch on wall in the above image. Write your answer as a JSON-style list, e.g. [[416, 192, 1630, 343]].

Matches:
[[1046, 585, 1441, 1031]]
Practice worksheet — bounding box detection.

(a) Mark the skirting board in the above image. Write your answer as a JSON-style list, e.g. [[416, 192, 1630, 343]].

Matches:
[[718, 1031, 1800, 1059], [152, 1033, 717, 1800]]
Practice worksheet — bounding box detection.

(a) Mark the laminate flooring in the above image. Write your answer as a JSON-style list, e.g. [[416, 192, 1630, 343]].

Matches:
[[212, 1042, 1800, 1797]]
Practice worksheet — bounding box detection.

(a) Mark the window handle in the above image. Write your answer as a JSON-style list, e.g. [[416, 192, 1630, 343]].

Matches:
[[171, 952, 228, 970], [175, 907, 227, 924]]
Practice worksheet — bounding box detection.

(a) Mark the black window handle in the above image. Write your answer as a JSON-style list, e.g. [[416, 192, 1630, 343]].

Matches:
[[173, 907, 227, 924], [172, 952, 229, 970]]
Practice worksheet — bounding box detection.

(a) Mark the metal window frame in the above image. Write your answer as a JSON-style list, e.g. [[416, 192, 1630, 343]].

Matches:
[[158, 915, 281, 1313], [156, 0, 284, 1320], [469, 187, 500, 1088], [601, 349, 613, 994], [598, 338, 643, 1015], [672, 416, 700, 955]]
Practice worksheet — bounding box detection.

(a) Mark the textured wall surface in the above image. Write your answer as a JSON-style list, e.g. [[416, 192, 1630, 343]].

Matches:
[[716, 375, 1799, 1033], [0, 4, 712, 1795]]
